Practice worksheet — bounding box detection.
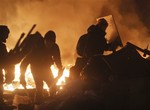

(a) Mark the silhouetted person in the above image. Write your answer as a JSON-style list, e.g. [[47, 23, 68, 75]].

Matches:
[[84, 18, 108, 57], [19, 32, 44, 86], [19, 32, 49, 104], [70, 18, 109, 79], [43, 30, 63, 95], [0, 25, 15, 109], [20, 30, 63, 104], [0, 25, 9, 108]]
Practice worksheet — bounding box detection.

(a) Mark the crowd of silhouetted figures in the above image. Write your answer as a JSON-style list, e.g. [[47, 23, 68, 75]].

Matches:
[[12, 42, 150, 110], [40, 42, 150, 110], [1, 18, 150, 110]]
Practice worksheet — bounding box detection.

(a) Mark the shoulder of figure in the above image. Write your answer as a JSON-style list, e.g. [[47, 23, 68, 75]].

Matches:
[[53, 43, 60, 49], [79, 34, 88, 40], [87, 25, 96, 32]]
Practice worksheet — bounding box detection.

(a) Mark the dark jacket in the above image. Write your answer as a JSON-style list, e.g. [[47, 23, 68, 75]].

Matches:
[[85, 24, 107, 58], [22, 42, 62, 72], [44, 43, 62, 70], [0, 42, 8, 69]]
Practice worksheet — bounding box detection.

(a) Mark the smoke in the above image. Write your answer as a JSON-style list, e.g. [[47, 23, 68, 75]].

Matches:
[[1, 0, 149, 65]]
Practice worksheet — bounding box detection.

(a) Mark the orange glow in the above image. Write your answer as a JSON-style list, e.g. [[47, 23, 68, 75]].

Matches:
[[3, 64, 70, 91]]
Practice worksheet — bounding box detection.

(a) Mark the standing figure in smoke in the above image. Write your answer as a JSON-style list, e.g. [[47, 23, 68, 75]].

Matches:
[[70, 18, 109, 79], [20, 32, 46, 104], [84, 18, 109, 57], [0, 25, 9, 109], [43, 30, 63, 95], [20, 30, 63, 104], [0, 25, 15, 109]]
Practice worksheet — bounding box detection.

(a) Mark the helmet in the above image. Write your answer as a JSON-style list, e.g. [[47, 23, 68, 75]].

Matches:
[[0, 25, 10, 42], [97, 18, 108, 27], [44, 30, 56, 42], [0, 25, 9, 33], [0, 25, 10, 35]]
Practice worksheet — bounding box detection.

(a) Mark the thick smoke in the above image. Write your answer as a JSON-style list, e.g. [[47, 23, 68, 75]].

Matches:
[[0, 0, 149, 65]]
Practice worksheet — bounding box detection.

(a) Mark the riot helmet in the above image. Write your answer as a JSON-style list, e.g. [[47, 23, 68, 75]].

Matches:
[[0, 25, 10, 42]]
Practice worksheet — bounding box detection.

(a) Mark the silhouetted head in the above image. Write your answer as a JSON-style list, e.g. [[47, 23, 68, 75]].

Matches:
[[23, 31, 44, 51], [44, 30, 56, 48], [0, 25, 10, 43], [97, 18, 108, 31], [32, 31, 44, 49]]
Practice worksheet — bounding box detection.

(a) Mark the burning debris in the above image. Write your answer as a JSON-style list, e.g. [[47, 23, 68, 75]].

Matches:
[[0, 11, 150, 109], [0, 24, 71, 110], [2, 42, 150, 110], [3, 65, 70, 110]]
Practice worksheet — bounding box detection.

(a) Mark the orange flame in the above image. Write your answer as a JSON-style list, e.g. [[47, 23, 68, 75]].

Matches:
[[3, 64, 70, 91]]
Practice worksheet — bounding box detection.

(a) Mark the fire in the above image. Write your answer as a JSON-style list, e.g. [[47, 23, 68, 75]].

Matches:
[[3, 64, 70, 91]]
